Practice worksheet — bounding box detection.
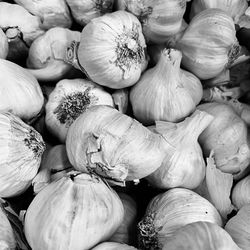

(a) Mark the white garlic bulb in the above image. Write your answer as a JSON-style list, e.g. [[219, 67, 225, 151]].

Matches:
[[0, 59, 44, 122], [130, 48, 203, 125], [0, 112, 45, 197], [0, 28, 8, 59], [45, 78, 114, 143], [26, 27, 81, 82], [146, 110, 213, 189], [24, 171, 124, 250], [66, 10, 148, 89], [138, 188, 222, 249]]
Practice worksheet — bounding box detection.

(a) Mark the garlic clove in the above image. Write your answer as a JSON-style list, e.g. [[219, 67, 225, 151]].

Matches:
[[45, 78, 114, 143], [232, 174, 250, 210], [65, 0, 114, 26], [14, 0, 72, 30], [225, 204, 250, 250]]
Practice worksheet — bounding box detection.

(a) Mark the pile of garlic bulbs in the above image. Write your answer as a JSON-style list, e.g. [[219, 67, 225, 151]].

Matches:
[[1, 0, 250, 249]]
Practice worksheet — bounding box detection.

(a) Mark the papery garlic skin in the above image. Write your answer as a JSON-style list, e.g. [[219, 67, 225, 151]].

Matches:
[[26, 27, 81, 82], [92, 242, 137, 250], [198, 102, 250, 177], [32, 145, 73, 194], [0, 2, 44, 47], [70, 10, 148, 89], [65, 0, 114, 26], [190, 0, 248, 24], [130, 48, 203, 125], [0, 112, 45, 197], [24, 171, 124, 250], [176, 8, 240, 80], [0, 59, 44, 122], [232, 175, 250, 210], [14, 0, 72, 30], [66, 105, 168, 185], [225, 204, 250, 250], [162, 221, 241, 250], [0, 29, 8, 59], [146, 110, 213, 189], [116, 0, 188, 44], [45, 79, 114, 143], [0, 205, 16, 250], [138, 188, 222, 249]]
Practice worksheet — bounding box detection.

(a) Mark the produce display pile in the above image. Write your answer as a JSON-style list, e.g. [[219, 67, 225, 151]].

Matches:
[[1, 0, 250, 249]]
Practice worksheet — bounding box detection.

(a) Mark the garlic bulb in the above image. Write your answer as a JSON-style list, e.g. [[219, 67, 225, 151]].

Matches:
[[138, 188, 222, 249], [32, 145, 73, 194], [116, 0, 188, 44], [65, 0, 114, 26], [14, 0, 72, 29], [45, 78, 114, 143], [190, 0, 248, 24], [225, 204, 250, 250], [26, 27, 81, 82], [92, 242, 137, 250], [0, 59, 44, 122], [195, 152, 234, 220], [24, 171, 124, 250], [0, 2, 45, 60], [66, 10, 148, 89], [146, 110, 213, 189], [110, 193, 137, 245], [130, 48, 203, 125], [66, 105, 169, 185], [0, 112, 45, 197], [232, 175, 250, 210], [162, 221, 241, 250], [176, 8, 240, 80], [0, 28, 8, 59], [0, 203, 16, 250], [198, 102, 250, 178]]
